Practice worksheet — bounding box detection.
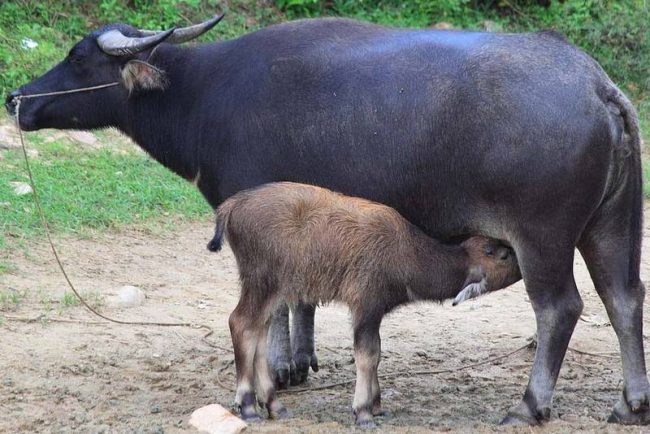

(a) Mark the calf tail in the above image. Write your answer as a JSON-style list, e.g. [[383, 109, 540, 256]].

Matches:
[[207, 196, 238, 252]]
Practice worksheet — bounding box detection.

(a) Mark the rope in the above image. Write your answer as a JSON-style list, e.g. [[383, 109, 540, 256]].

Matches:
[[11, 90, 214, 340], [15, 82, 120, 100]]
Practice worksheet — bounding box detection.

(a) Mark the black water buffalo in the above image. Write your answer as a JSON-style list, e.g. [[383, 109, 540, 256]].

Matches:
[[6, 16, 645, 425]]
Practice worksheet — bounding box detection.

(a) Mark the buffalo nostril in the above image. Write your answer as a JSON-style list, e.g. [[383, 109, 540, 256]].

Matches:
[[5, 90, 21, 115], [6, 90, 21, 104]]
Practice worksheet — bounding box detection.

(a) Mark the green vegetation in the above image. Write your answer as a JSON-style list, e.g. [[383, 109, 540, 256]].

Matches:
[[0, 140, 209, 247], [0, 287, 25, 310]]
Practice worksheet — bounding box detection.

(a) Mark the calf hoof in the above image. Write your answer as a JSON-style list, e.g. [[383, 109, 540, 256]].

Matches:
[[290, 351, 319, 385], [354, 409, 376, 428], [239, 405, 263, 423], [608, 391, 650, 425], [269, 406, 290, 420], [500, 402, 549, 426], [356, 419, 377, 429]]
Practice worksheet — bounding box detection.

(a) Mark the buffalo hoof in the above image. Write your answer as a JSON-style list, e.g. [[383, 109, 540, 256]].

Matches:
[[608, 391, 650, 425], [274, 363, 293, 390], [500, 402, 549, 426], [290, 351, 319, 385]]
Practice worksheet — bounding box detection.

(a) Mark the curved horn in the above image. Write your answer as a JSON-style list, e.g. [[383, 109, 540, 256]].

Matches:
[[97, 28, 174, 56], [144, 15, 223, 44]]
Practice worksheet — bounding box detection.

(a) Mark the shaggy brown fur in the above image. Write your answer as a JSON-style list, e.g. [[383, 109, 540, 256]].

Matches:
[[211, 182, 521, 426]]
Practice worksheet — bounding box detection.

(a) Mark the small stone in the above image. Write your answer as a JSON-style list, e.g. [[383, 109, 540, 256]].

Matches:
[[114, 285, 145, 307], [431, 22, 454, 30], [189, 404, 247, 434], [68, 131, 98, 146], [150, 405, 161, 414], [10, 181, 33, 196]]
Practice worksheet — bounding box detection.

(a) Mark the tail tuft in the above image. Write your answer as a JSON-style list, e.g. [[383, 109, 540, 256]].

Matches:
[[207, 195, 238, 253]]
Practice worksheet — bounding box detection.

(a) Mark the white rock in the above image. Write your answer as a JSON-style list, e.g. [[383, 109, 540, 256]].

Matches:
[[116, 285, 145, 307], [68, 131, 98, 146], [10, 181, 33, 196], [189, 404, 247, 434], [21, 38, 38, 50]]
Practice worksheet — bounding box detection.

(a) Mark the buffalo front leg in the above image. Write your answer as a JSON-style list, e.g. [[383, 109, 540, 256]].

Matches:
[[502, 243, 583, 425], [267, 303, 293, 389], [290, 302, 319, 385]]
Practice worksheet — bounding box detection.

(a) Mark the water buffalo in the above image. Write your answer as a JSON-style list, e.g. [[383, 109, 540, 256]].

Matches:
[[5, 16, 645, 425]]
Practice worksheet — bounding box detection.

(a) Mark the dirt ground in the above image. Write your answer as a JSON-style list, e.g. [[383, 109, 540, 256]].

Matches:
[[3, 214, 650, 434]]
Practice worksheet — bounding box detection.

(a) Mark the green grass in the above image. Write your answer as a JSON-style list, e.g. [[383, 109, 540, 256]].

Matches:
[[0, 288, 26, 311], [0, 137, 210, 247]]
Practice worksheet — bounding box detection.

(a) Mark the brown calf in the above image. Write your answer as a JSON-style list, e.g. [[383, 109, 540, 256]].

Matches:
[[210, 182, 521, 426]]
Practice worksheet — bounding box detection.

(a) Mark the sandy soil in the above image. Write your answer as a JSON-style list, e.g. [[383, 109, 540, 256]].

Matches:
[[2, 213, 650, 433]]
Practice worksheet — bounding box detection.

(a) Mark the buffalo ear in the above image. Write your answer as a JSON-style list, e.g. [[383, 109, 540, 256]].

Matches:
[[120, 60, 168, 92]]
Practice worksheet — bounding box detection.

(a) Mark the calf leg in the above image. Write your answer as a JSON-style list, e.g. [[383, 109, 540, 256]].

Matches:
[[255, 320, 289, 419], [229, 299, 263, 422], [502, 241, 583, 425], [351, 312, 382, 427], [291, 303, 319, 385], [267, 303, 293, 389]]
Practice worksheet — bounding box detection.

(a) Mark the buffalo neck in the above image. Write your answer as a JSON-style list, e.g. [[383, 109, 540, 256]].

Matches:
[[119, 44, 217, 182]]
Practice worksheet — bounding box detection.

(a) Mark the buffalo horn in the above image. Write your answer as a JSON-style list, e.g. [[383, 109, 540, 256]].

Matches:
[[97, 28, 174, 56], [139, 14, 224, 44]]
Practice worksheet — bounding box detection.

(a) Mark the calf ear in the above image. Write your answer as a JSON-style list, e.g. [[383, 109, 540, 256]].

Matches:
[[120, 60, 168, 93]]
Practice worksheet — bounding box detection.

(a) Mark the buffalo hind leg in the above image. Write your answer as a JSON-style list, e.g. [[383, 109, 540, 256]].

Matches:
[[578, 182, 650, 424], [255, 320, 289, 419], [502, 241, 583, 425], [290, 302, 319, 385], [267, 303, 293, 389], [351, 310, 382, 427]]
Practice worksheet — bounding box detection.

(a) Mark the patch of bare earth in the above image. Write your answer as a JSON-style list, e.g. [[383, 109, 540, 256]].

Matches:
[[2, 211, 650, 433]]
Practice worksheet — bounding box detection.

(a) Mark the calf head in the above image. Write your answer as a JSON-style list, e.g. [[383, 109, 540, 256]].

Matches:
[[454, 236, 522, 305], [5, 15, 223, 131]]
